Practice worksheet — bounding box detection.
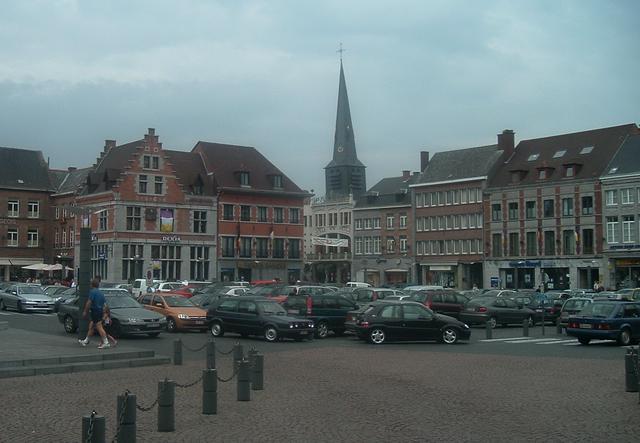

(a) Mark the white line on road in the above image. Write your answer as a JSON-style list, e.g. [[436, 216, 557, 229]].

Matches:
[[536, 339, 577, 345], [0, 312, 11, 316], [479, 337, 533, 342], [504, 338, 562, 344]]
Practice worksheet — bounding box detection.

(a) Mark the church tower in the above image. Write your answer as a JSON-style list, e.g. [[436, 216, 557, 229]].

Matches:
[[324, 60, 366, 198]]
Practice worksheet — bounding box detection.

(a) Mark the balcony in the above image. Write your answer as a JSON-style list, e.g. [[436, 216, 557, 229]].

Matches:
[[305, 252, 352, 262]]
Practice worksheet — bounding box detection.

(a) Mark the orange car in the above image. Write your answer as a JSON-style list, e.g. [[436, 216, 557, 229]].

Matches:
[[138, 293, 208, 332]]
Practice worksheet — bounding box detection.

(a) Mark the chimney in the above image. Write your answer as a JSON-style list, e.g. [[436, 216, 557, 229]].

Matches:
[[67, 167, 77, 172], [498, 129, 515, 159], [420, 151, 430, 172], [104, 140, 116, 152], [402, 170, 410, 180]]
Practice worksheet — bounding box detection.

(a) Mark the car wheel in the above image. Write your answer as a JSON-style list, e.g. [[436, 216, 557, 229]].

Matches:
[[488, 317, 497, 329], [63, 315, 77, 333], [527, 315, 535, 327], [315, 321, 329, 339], [210, 321, 224, 337], [441, 327, 458, 344], [578, 337, 590, 345], [618, 328, 632, 346], [369, 328, 386, 344], [264, 326, 278, 342], [166, 318, 177, 333]]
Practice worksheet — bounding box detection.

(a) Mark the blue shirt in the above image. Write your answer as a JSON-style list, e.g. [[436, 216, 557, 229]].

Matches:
[[89, 288, 106, 312]]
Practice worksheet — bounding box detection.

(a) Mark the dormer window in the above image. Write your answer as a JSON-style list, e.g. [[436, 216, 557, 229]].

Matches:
[[239, 172, 250, 187], [553, 150, 566, 158], [510, 170, 527, 183], [271, 174, 283, 189], [537, 167, 554, 180], [565, 166, 575, 177], [580, 146, 594, 155], [527, 154, 540, 162]]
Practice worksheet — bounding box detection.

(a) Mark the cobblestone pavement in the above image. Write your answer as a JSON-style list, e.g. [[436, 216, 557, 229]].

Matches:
[[1, 345, 639, 442]]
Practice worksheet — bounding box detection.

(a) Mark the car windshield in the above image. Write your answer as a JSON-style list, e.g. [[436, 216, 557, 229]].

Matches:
[[257, 301, 286, 315], [18, 285, 44, 295], [482, 290, 502, 297], [578, 303, 617, 318], [566, 299, 591, 310], [106, 295, 141, 309], [163, 296, 194, 307]]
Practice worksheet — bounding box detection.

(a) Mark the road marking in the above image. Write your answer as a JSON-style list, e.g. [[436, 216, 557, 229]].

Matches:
[[479, 337, 533, 342], [504, 338, 562, 344], [536, 339, 577, 345], [563, 339, 611, 346], [0, 312, 11, 316]]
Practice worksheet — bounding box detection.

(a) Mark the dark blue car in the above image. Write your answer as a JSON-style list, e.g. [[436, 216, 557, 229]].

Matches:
[[566, 301, 640, 346]]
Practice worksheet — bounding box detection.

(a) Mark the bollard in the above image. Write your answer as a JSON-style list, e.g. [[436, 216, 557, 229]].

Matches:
[[522, 319, 529, 337], [485, 321, 492, 340], [625, 348, 638, 393], [173, 339, 183, 366], [248, 347, 258, 368], [157, 379, 176, 432], [237, 359, 251, 401], [116, 393, 137, 443], [252, 353, 264, 391], [202, 369, 218, 415], [82, 412, 106, 443], [206, 340, 216, 370], [233, 343, 244, 371], [556, 318, 563, 335]]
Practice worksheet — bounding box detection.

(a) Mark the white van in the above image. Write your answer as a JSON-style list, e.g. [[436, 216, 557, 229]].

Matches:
[[132, 279, 163, 298], [345, 281, 372, 289]]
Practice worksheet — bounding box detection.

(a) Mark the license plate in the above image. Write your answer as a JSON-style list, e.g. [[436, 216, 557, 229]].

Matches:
[[195, 321, 204, 325], [579, 323, 592, 329], [300, 331, 308, 335], [147, 323, 158, 328]]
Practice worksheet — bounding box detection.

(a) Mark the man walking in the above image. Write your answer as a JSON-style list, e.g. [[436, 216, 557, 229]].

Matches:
[[79, 278, 110, 349]]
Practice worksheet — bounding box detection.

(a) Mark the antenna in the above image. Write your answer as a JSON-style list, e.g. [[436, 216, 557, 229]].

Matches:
[[337, 42, 345, 61]]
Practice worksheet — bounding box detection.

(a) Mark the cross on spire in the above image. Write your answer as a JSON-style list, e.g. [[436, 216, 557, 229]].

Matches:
[[337, 42, 345, 61]]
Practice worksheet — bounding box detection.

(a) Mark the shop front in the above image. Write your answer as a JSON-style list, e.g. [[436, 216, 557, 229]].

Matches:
[[613, 258, 640, 289]]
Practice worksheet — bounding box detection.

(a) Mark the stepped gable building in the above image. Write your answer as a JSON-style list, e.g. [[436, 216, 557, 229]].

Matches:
[[411, 139, 504, 289], [0, 147, 55, 281], [193, 141, 309, 284], [484, 123, 639, 291], [600, 133, 640, 289], [352, 170, 419, 286], [305, 60, 365, 283], [75, 128, 217, 283]]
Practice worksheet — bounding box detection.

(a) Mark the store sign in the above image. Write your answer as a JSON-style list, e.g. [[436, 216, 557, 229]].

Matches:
[[162, 235, 181, 242], [616, 259, 640, 266], [610, 244, 640, 250], [508, 260, 541, 267]]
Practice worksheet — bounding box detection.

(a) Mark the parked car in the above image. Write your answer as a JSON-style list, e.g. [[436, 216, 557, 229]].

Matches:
[[384, 294, 413, 301], [459, 296, 537, 328], [43, 285, 70, 297], [484, 289, 519, 298], [189, 291, 227, 310], [131, 279, 163, 297], [353, 300, 471, 344], [349, 287, 402, 307], [409, 289, 469, 319], [150, 281, 187, 293], [53, 287, 78, 312], [57, 288, 167, 337], [558, 297, 593, 329], [345, 281, 371, 289], [282, 293, 358, 338], [403, 285, 444, 292], [566, 301, 640, 345], [0, 283, 55, 313], [207, 296, 315, 342], [245, 284, 291, 303], [138, 293, 208, 332], [614, 288, 640, 301]]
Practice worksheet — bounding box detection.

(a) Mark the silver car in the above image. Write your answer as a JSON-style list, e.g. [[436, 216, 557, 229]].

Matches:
[[0, 284, 55, 313]]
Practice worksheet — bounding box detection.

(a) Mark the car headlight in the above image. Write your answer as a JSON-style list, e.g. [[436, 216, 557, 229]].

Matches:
[[309, 323, 314, 328], [463, 323, 470, 329], [289, 324, 294, 329], [178, 314, 189, 320]]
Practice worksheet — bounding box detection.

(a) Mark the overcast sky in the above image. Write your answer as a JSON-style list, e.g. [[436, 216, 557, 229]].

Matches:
[[1, 0, 638, 195]]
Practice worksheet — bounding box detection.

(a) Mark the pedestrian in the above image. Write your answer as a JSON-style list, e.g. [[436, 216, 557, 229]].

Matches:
[[79, 278, 110, 349], [101, 305, 117, 347]]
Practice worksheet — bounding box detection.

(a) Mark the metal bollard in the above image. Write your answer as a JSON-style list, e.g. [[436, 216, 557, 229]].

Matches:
[[206, 340, 216, 370], [485, 321, 492, 340], [248, 347, 258, 368], [82, 412, 106, 443], [202, 369, 218, 415], [233, 343, 244, 371], [173, 339, 182, 366], [116, 393, 137, 443], [522, 319, 529, 337], [157, 379, 175, 432], [237, 359, 251, 401], [556, 318, 563, 335], [625, 348, 638, 393], [252, 353, 264, 391]]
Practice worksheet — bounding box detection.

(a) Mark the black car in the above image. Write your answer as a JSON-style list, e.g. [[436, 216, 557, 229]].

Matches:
[[459, 296, 537, 328], [354, 300, 471, 345], [282, 293, 358, 338], [207, 296, 314, 342]]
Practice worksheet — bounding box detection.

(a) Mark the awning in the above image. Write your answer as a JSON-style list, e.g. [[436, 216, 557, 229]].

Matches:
[[0, 258, 44, 266], [385, 268, 409, 273], [429, 265, 453, 271], [22, 263, 50, 271]]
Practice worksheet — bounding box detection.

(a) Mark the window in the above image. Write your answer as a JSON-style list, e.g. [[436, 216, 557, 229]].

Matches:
[[562, 198, 574, 217], [528, 153, 540, 161], [139, 174, 148, 194], [526, 232, 537, 256], [416, 193, 424, 207], [446, 191, 453, 205], [69, 228, 74, 246], [189, 246, 210, 281], [538, 169, 547, 180], [386, 237, 395, 254], [62, 229, 67, 247], [580, 146, 594, 154], [55, 207, 59, 220], [151, 245, 182, 280], [605, 190, 618, 206], [126, 207, 142, 231], [143, 155, 159, 169], [221, 237, 235, 257], [223, 204, 234, 221], [122, 244, 144, 281], [544, 231, 555, 256], [491, 203, 502, 222], [154, 176, 163, 194], [621, 188, 634, 205], [582, 196, 593, 215], [565, 166, 575, 178], [272, 175, 283, 188], [582, 229, 594, 255], [453, 190, 460, 205], [492, 234, 502, 257], [623, 216, 636, 243], [7, 228, 17, 246], [386, 215, 395, 229], [239, 172, 250, 186], [400, 236, 408, 253], [399, 215, 407, 229], [543, 199, 554, 218], [288, 239, 300, 259], [290, 208, 300, 224], [143, 155, 151, 169], [273, 238, 285, 258], [193, 210, 207, 233], [525, 201, 536, 219], [257, 207, 267, 222], [98, 210, 107, 231], [54, 229, 59, 247], [508, 202, 518, 221], [553, 150, 566, 158], [355, 219, 363, 230], [256, 238, 268, 258], [27, 201, 39, 218], [7, 200, 19, 218], [372, 217, 380, 229], [563, 230, 576, 255], [460, 189, 468, 204], [274, 207, 284, 223], [606, 216, 619, 244], [27, 229, 38, 247], [240, 205, 251, 221], [152, 156, 159, 169], [508, 232, 519, 256], [239, 238, 252, 258]]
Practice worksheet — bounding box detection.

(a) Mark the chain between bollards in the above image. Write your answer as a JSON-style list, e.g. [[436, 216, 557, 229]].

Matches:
[[82, 410, 105, 443]]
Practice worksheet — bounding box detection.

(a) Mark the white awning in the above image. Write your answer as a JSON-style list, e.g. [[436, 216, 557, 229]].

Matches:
[[0, 258, 44, 266], [385, 268, 409, 273], [429, 265, 453, 271]]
